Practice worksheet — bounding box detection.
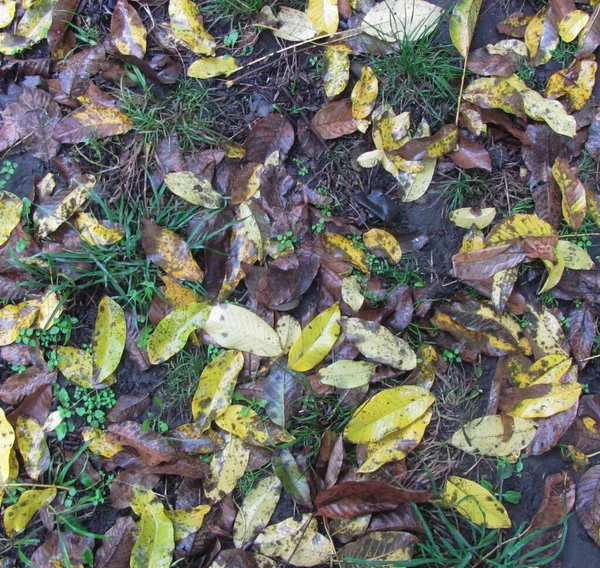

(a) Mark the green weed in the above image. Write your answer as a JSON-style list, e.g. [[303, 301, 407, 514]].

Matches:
[[235, 465, 271, 497], [440, 170, 488, 212], [276, 231, 297, 251], [0, 159, 18, 190], [553, 39, 578, 68]]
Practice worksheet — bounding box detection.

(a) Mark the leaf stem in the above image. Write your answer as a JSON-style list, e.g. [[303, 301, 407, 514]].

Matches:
[[455, 57, 468, 127]]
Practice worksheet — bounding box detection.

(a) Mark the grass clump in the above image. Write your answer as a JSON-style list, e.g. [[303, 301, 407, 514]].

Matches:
[[202, 0, 264, 18]]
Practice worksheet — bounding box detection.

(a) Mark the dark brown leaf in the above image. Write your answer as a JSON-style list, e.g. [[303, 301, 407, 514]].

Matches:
[[576, 4, 600, 59], [383, 286, 413, 333], [262, 365, 303, 428], [324, 433, 345, 489], [31, 532, 94, 568], [111, 0, 146, 59], [107, 421, 177, 466], [496, 12, 533, 37], [58, 46, 106, 99], [566, 302, 596, 369], [311, 99, 357, 140], [367, 504, 423, 534], [48, 0, 80, 53], [452, 244, 528, 280], [527, 401, 579, 456], [95, 516, 136, 568], [109, 470, 160, 509], [553, 270, 600, 303], [394, 124, 458, 161], [576, 465, 600, 544], [244, 113, 294, 162], [131, 453, 209, 478], [0, 367, 56, 405], [585, 108, 600, 160], [123, 311, 151, 370], [8, 385, 52, 426], [561, 395, 600, 453], [211, 549, 259, 568], [531, 471, 576, 529], [106, 393, 150, 423], [450, 134, 492, 171], [314, 481, 431, 518], [467, 48, 515, 77]]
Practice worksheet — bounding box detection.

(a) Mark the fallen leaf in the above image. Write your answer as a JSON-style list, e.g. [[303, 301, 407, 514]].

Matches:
[[576, 4, 600, 59], [341, 276, 365, 312], [363, 228, 402, 264], [3, 487, 56, 537], [0, 408, 15, 484], [54, 104, 133, 143], [394, 124, 458, 160], [551, 157, 586, 230], [0, 195, 22, 247], [204, 432, 250, 503], [546, 58, 596, 112], [16, 0, 54, 44], [0, 302, 39, 347], [75, 212, 125, 246], [107, 421, 177, 466], [215, 405, 293, 446], [244, 114, 294, 163], [164, 171, 222, 207], [531, 470, 576, 529], [130, 500, 174, 568], [15, 415, 49, 480], [306, 0, 338, 34], [95, 516, 136, 568], [111, 0, 146, 58], [271, 6, 320, 42], [168, 0, 215, 55], [273, 448, 312, 507], [92, 296, 126, 383], [57, 346, 94, 387], [450, 0, 483, 58], [321, 232, 369, 273], [318, 360, 376, 389], [262, 365, 303, 428], [323, 44, 351, 99], [188, 55, 239, 79], [450, 207, 496, 229], [312, 99, 357, 139], [165, 504, 210, 541], [500, 382, 581, 418], [0, 1, 15, 29], [339, 531, 417, 567], [566, 302, 596, 368], [351, 65, 378, 120], [576, 465, 600, 544]]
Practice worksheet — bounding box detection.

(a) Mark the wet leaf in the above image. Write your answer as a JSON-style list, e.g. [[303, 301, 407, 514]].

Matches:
[[0, 301, 38, 346], [147, 302, 210, 364], [318, 360, 376, 389], [204, 432, 250, 503], [203, 303, 283, 357], [0, 195, 22, 247], [276, 315, 301, 354], [111, 0, 146, 58], [95, 516, 136, 568], [288, 303, 340, 372], [395, 124, 458, 160], [351, 66, 378, 120], [450, 207, 496, 229], [215, 405, 293, 446], [566, 302, 596, 368], [16, 0, 54, 44], [75, 212, 125, 246], [497, 13, 534, 37], [0, 32, 31, 55], [54, 104, 133, 143], [322, 232, 369, 273], [341, 317, 417, 370], [323, 44, 351, 99], [524, 6, 558, 66], [273, 448, 312, 507], [263, 365, 303, 428], [191, 349, 243, 429], [3, 487, 56, 537], [576, 465, 600, 544], [450, 0, 483, 58], [363, 228, 402, 264], [500, 382, 581, 418], [546, 58, 596, 112], [92, 296, 126, 383], [312, 99, 357, 139], [15, 415, 49, 480], [0, 408, 15, 484], [551, 157, 586, 231], [169, 0, 215, 55], [244, 114, 294, 163], [107, 421, 177, 466], [188, 55, 239, 79], [398, 120, 436, 202], [164, 171, 223, 207], [344, 385, 434, 443], [165, 504, 210, 541], [130, 500, 174, 568], [233, 475, 281, 548], [450, 415, 536, 457], [141, 218, 204, 282], [576, 4, 600, 59], [442, 476, 511, 528], [339, 531, 417, 567], [531, 471, 576, 529], [306, 0, 338, 35]]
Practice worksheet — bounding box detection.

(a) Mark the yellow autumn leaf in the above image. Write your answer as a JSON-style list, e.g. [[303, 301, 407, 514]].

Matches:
[[306, 0, 338, 34], [169, 0, 215, 55], [442, 476, 511, 528], [552, 157, 586, 231], [398, 119, 436, 202], [82, 427, 123, 458], [165, 505, 211, 541], [203, 303, 283, 357], [16, 0, 54, 44], [111, 0, 146, 57], [556, 239, 594, 269], [3, 487, 56, 537], [511, 354, 570, 387], [363, 228, 402, 264], [56, 104, 133, 143], [558, 9, 589, 43], [0, 302, 39, 346], [92, 297, 126, 383], [450, 207, 496, 229], [271, 6, 320, 42], [162, 275, 201, 308], [321, 232, 370, 273], [204, 432, 250, 503], [358, 409, 432, 473], [351, 66, 378, 120], [147, 302, 211, 364], [56, 346, 94, 388], [0, 1, 16, 29], [0, 408, 15, 484], [15, 416, 49, 480], [449, 0, 483, 58], [524, 7, 556, 65], [0, 194, 22, 246], [406, 344, 438, 390], [188, 55, 239, 79], [318, 360, 376, 389], [288, 303, 341, 372], [341, 276, 364, 312], [526, 304, 569, 357], [341, 317, 417, 370], [450, 415, 536, 456], [191, 349, 243, 429], [486, 213, 557, 245], [323, 44, 351, 99], [546, 59, 596, 112], [276, 315, 301, 354], [75, 212, 124, 246], [163, 171, 222, 208], [233, 475, 282, 548], [215, 405, 293, 446], [491, 267, 518, 313], [505, 382, 581, 418], [344, 385, 435, 443], [130, 500, 175, 568]]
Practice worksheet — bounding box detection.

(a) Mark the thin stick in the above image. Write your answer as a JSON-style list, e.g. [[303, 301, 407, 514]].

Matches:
[[581, 353, 600, 362], [455, 58, 468, 126], [0, 483, 72, 491]]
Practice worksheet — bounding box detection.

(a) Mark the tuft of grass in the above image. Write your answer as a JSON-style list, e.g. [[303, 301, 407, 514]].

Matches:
[[439, 170, 488, 212], [202, 0, 264, 19], [553, 39, 579, 68]]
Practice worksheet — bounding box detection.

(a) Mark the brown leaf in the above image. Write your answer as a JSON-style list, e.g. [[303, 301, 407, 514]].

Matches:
[[531, 471, 576, 529], [324, 433, 345, 489], [109, 470, 160, 509], [131, 453, 209, 478], [0, 367, 56, 405], [394, 124, 458, 160], [96, 516, 136, 568], [229, 162, 264, 205], [244, 113, 294, 163], [552, 157, 586, 230], [383, 286, 413, 333], [527, 401, 578, 455], [48, 0, 80, 53], [312, 99, 357, 140], [450, 134, 492, 171], [8, 385, 52, 426], [314, 481, 431, 518], [58, 46, 106, 99], [566, 302, 596, 369], [111, 0, 146, 59], [367, 504, 424, 534], [496, 12, 533, 37], [211, 549, 259, 568], [123, 311, 151, 370], [467, 48, 515, 77], [339, 530, 418, 564], [585, 108, 600, 160], [561, 395, 600, 453], [106, 393, 150, 423], [53, 103, 133, 144], [553, 270, 600, 303], [31, 532, 94, 568], [453, 243, 527, 281], [576, 4, 600, 59], [107, 421, 177, 466], [576, 465, 600, 544]]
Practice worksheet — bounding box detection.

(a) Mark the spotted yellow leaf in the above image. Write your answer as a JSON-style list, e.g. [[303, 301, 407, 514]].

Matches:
[[75, 212, 124, 246], [169, 0, 215, 55], [450, 207, 496, 229], [0, 408, 15, 484], [318, 360, 376, 389], [306, 0, 338, 34], [321, 232, 370, 273], [15, 416, 49, 480], [323, 44, 351, 99], [92, 297, 126, 383], [3, 487, 56, 537], [165, 505, 211, 541], [130, 500, 175, 568], [164, 171, 222, 208], [188, 55, 239, 79], [204, 432, 250, 503], [0, 302, 39, 346], [363, 228, 402, 264], [82, 427, 123, 458], [0, 194, 22, 247], [0, 1, 16, 29], [351, 66, 378, 120]]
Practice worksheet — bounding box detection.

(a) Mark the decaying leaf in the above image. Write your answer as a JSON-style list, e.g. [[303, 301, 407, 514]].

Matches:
[[306, 0, 338, 35], [164, 171, 223, 207], [130, 500, 174, 568], [168, 0, 215, 55], [323, 44, 351, 99], [273, 448, 312, 508], [204, 432, 250, 503], [450, 207, 496, 229], [0, 408, 15, 484], [552, 157, 586, 231], [3, 487, 56, 537], [531, 470, 576, 529], [111, 0, 146, 58], [450, 0, 483, 58], [16, 415, 49, 480], [339, 531, 418, 566], [351, 66, 378, 120], [318, 360, 376, 389], [363, 228, 402, 264], [92, 297, 126, 383]]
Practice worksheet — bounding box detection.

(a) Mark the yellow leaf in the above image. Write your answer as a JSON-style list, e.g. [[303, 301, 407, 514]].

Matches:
[[351, 66, 378, 120], [288, 303, 341, 372], [361, 0, 442, 43], [0, 33, 31, 55], [215, 405, 294, 445], [165, 505, 211, 541], [92, 297, 126, 383], [131, 484, 159, 516], [363, 228, 402, 264], [341, 317, 417, 370], [524, 7, 556, 65], [306, 0, 338, 34], [540, 249, 565, 293], [449, 0, 483, 58], [203, 303, 283, 357], [147, 302, 211, 364], [341, 276, 365, 312], [552, 157, 586, 230], [191, 350, 244, 429], [344, 385, 435, 443], [82, 427, 123, 458], [556, 239, 594, 269], [463, 77, 525, 118], [233, 475, 282, 548], [0, 302, 38, 346], [491, 267, 519, 313], [526, 304, 569, 357], [0, 194, 22, 246], [546, 59, 596, 112], [30, 290, 62, 332], [450, 415, 536, 456], [130, 500, 175, 568], [3, 487, 56, 537], [406, 344, 438, 390], [0, 1, 16, 29], [163, 171, 222, 208], [558, 9, 589, 43], [398, 119, 436, 202], [0, 408, 15, 484], [321, 232, 370, 273], [276, 315, 301, 354], [188, 55, 239, 79], [162, 275, 201, 308], [204, 432, 250, 503], [34, 175, 95, 239], [75, 212, 124, 246], [57, 104, 133, 142], [16, 0, 54, 44], [15, 416, 49, 480], [530, 356, 573, 385], [358, 409, 432, 473], [450, 207, 496, 229], [323, 44, 351, 99], [442, 476, 511, 528], [505, 382, 581, 418], [271, 6, 320, 42], [486, 213, 557, 245], [57, 346, 94, 388], [318, 360, 376, 389], [357, 149, 384, 169], [168, 0, 215, 55]]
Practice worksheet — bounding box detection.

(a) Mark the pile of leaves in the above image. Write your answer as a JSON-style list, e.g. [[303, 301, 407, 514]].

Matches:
[[1, 0, 600, 566]]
